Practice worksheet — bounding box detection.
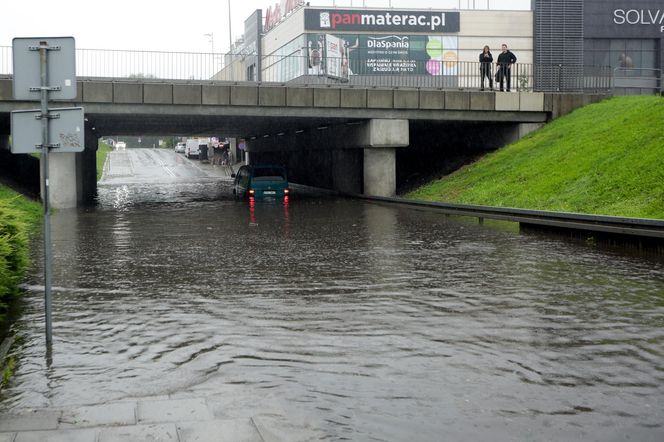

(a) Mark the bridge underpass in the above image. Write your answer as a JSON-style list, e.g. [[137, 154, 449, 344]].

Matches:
[[0, 78, 608, 207]]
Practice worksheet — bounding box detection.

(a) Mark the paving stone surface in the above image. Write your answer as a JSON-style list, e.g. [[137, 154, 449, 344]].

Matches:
[[253, 415, 322, 442], [59, 402, 136, 428], [138, 398, 211, 424], [0, 397, 320, 441], [0, 433, 15, 442], [0, 411, 61, 432], [176, 419, 263, 442], [98, 423, 179, 442], [14, 428, 98, 442]]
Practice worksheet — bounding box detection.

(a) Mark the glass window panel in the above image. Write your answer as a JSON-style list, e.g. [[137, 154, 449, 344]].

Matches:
[[626, 40, 641, 51], [642, 51, 656, 69], [610, 39, 625, 51], [610, 51, 623, 68], [593, 39, 610, 51], [641, 39, 656, 50], [596, 51, 610, 67]]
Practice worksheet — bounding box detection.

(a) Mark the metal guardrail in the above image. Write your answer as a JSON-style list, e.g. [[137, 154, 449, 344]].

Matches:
[[613, 67, 662, 94], [356, 195, 664, 239], [0, 46, 613, 92], [1, 46, 222, 81]]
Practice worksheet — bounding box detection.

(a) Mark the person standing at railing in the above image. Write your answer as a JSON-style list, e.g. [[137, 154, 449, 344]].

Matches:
[[479, 45, 494, 91], [496, 44, 517, 92], [619, 53, 634, 69]]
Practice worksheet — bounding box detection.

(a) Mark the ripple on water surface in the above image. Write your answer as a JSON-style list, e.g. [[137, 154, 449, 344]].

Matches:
[[4, 182, 664, 441]]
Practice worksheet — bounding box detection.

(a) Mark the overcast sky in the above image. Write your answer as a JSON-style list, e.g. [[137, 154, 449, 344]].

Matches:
[[2, 0, 530, 53]]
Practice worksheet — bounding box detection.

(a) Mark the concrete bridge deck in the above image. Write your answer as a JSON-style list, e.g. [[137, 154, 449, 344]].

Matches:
[[0, 77, 605, 136], [0, 78, 608, 207]]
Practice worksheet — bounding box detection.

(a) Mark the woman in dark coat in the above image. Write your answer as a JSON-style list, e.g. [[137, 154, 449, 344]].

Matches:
[[479, 45, 493, 91]]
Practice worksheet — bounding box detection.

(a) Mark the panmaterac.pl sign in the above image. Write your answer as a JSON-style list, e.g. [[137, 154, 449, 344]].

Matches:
[[305, 9, 460, 33]]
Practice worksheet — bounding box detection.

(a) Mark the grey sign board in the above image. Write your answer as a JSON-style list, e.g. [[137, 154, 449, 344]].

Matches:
[[11, 107, 85, 153], [12, 37, 77, 101]]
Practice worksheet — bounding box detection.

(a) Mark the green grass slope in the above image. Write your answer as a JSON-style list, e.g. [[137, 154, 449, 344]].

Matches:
[[97, 141, 112, 180], [0, 185, 41, 330], [407, 96, 664, 219]]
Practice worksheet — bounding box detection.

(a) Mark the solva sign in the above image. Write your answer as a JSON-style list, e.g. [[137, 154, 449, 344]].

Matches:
[[613, 9, 664, 32]]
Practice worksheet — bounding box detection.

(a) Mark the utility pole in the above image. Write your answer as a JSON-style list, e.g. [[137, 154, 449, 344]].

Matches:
[[228, 0, 233, 53]]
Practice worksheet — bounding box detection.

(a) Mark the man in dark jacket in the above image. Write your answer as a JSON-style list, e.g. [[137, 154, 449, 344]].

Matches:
[[496, 44, 517, 92]]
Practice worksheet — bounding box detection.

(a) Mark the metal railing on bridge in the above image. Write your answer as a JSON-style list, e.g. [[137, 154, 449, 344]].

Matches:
[[0, 45, 613, 93], [612, 68, 662, 95]]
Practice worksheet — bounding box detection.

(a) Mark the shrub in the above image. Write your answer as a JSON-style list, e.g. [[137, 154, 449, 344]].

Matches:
[[0, 203, 31, 317]]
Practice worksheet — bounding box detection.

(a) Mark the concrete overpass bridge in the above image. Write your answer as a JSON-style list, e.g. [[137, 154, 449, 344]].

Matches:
[[0, 76, 606, 207]]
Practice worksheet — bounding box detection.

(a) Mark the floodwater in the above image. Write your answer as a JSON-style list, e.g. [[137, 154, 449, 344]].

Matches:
[[2, 149, 664, 441]]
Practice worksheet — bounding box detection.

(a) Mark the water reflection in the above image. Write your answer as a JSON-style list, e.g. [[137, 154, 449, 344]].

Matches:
[[3, 181, 664, 441]]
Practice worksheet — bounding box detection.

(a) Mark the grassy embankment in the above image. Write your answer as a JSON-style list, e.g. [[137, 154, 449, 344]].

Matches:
[[407, 96, 664, 219], [97, 142, 112, 180], [0, 184, 41, 385]]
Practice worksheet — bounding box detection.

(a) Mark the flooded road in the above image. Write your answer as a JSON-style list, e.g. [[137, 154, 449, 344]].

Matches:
[[3, 149, 664, 441]]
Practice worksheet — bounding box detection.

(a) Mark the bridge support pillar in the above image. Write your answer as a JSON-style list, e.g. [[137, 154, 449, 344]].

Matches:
[[76, 124, 99, 206], [362, 119, 409, 197], [364, 148, 396, 197], [39, 125, 97, 209], [515, 123, 544, 140]]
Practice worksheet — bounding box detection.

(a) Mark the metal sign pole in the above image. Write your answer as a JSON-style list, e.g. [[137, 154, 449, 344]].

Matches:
[[33, 41, 57, 345], [40, 43, 53, 345], [12, 36, 79, 349]]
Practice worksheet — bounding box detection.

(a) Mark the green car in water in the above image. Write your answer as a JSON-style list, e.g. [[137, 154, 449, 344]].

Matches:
[[232, 165, 290, 199]]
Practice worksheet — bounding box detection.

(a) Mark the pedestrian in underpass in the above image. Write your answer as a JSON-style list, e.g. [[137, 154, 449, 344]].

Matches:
[[221, 144, 230, 165], [212, 143, 223, 166]]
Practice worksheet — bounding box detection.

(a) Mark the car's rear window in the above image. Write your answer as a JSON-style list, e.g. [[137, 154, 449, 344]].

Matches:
[[253, 168, 285, 180]]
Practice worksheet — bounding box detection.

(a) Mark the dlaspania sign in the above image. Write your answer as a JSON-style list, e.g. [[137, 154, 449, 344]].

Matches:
[[613, 8, 664, 32]]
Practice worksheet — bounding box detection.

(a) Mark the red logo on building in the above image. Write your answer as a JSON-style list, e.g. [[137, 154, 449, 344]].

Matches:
[[265, 0, 305, 32]]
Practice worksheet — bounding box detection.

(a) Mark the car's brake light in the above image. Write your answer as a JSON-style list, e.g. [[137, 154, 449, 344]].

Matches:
[[284, 188, 289, 194], [248, 189, 255, 195]]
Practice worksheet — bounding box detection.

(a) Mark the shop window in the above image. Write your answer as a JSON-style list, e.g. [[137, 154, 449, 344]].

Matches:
[[585, 38, 658, 74]]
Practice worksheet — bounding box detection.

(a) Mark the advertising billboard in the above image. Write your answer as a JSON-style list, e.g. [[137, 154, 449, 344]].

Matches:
[[305, 8, 460, 33], [306, 33, 458, 77]]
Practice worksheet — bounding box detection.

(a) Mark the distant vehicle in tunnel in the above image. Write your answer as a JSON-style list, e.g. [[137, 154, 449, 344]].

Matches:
[[185, 139, 199, 158], [174, 142, 186, 153], [115, 141, 127, 151], [232, 165, 289, 199]]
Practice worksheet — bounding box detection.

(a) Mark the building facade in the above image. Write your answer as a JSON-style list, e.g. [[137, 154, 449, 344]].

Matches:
[[222, 1, 662, 93], [534, 0, 663, 93], [259, 5, 533, 88]]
